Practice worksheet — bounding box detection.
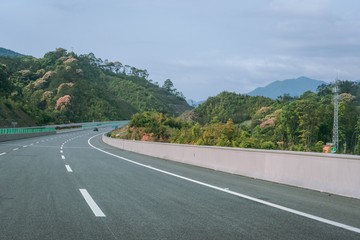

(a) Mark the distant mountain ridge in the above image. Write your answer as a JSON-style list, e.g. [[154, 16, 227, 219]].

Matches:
[[0, 47, 24, 57], [187, 99, 204, 107], [248, 76, 326, 99]]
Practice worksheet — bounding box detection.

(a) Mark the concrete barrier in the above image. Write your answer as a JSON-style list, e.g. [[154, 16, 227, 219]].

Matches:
[[0, 132, 55, 142], [103, 136, 360, 199]]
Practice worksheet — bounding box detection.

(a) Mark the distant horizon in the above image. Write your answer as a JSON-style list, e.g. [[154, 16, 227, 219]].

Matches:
[[188, 76, 343, 101]]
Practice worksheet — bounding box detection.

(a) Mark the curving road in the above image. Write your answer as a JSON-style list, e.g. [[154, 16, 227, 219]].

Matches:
[[0, 128, 359, 239]]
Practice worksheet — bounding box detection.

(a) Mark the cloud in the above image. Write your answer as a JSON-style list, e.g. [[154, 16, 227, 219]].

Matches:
[[2, 0, 360, 101], [267, 0, 331, 18], [223, 57, 290, 73], [49, 0, 106, 12]]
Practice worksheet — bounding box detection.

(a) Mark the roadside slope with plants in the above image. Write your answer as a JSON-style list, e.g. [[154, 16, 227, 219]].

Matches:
[[0, 48, 191, 126], [112, 82, 360, 155]]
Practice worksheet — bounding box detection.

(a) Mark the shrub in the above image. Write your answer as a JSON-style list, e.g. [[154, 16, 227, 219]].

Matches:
[[261, 141, 275, 149]]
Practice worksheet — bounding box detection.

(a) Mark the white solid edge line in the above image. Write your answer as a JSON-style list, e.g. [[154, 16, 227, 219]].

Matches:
[[87, 133, 360, 234], [79, 189, 106, 217], [65, 165, 73, 172]]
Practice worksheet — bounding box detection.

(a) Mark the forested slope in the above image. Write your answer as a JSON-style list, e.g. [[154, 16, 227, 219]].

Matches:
[[113, 82, 360, 155], [0, 48, 191, 126]]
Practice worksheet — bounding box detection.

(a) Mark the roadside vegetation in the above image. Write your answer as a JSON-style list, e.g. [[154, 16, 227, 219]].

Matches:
[[0, 48, 190, 127], [112, 81, 360, 155]]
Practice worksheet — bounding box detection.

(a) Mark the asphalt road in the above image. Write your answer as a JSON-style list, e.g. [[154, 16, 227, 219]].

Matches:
[[0, 128, 359, 240]]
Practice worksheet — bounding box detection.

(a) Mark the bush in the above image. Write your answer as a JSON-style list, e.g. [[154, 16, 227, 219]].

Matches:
[[260, 141, 275, 149], [313, 141, 325, 152]]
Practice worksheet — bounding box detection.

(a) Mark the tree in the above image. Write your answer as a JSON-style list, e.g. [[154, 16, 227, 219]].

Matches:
[[113, 61, 123, 74], [355, 118, 360, 154], [296, 99, 320, 150], [280, 102, 299, 148], [42, 48, 68, 68], [276, 93, 297, 103], [338, 93, 357, 153], [162, 79, 174, 92], [0, 64, 10, 94]]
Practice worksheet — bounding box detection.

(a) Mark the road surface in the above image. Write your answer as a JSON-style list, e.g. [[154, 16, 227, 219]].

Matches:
[[0, 129, 359, 239]]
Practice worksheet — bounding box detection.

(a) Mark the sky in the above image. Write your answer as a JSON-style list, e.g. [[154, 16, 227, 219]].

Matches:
[[1, 0, 360, 101]]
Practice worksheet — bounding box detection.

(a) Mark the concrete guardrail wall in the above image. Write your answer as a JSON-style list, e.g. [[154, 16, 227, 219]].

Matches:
[[0, 132, 55, 142], [103, 136, 360, 199]]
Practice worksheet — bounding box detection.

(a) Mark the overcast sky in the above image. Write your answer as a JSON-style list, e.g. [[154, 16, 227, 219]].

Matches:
[[1, 0, 360, 100]]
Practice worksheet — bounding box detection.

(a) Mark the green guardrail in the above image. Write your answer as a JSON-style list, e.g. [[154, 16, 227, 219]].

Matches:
[[0, 127, 56, 135], [0, 121, 128, 135]]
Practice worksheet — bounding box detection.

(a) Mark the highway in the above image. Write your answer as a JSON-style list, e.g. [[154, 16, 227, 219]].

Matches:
[[0, 129, 359, 239]]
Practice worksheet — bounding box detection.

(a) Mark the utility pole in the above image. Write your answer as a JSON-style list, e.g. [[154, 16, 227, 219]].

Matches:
[[332, 80, 339, 152]]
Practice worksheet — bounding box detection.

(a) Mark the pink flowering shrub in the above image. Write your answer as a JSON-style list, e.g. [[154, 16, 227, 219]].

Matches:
[[63, 57, 78, 64], [260, 117, 276, 128], [55, 95, 71, 111]]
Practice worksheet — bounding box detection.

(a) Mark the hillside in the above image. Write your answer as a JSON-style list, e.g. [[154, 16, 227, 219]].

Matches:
[[248, 76, 326, 99], [0, 102, 36, 127], [0, 47, 24, 57], [193, 92, 274, 124], [114, 80, 360, 155], [0, 48, 191, 127]]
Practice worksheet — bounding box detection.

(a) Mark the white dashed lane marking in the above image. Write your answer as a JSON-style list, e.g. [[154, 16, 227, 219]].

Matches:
[[79, 189, 106, 217], [65, 165, 73, 172]]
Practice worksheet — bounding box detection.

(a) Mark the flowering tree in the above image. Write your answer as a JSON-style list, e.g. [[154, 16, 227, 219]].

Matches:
[[55, 95, 71, 111]]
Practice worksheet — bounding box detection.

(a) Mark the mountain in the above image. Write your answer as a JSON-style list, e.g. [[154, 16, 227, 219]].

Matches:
[[187, 99, 204, 107], [248, 76, 326, 99], [0, 47, 24, 57], [0, 48, 191, 127]]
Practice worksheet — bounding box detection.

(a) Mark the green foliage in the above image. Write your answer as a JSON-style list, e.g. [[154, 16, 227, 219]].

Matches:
[[194, 92, 274, 124], [314, 141, 325, 152], [162, 79, 174, 92], [0, 47, 24, 57], [0, 48, 191, 126], [0, 64, 10, 95], [355, 118, 360, 154], [260, 141, 275, 149], [127, 111, 185, 141], [117, 81, 360, 155], [108, 75, 189, 115]]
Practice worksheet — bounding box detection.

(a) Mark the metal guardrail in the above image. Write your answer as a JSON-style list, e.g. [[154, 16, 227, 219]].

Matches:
[[0, 121, 128, 135], [0, 127, 56, 135]]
